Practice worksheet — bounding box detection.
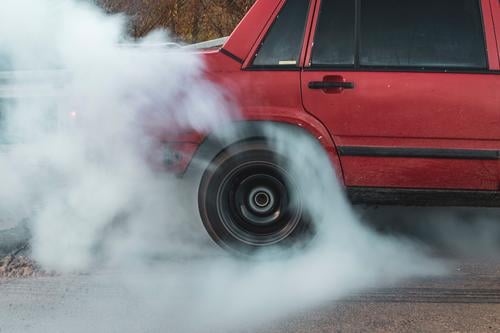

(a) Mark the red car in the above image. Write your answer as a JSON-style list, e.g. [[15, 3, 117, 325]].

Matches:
[[165, 0, 500, 252]]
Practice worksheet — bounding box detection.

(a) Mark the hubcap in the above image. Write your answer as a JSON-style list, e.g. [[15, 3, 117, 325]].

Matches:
[[216, 160, 303, 246], [248, 187, 275, 214]]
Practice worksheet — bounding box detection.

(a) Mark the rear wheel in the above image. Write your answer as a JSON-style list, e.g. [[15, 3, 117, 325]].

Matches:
[[198, 141, 312, 254]]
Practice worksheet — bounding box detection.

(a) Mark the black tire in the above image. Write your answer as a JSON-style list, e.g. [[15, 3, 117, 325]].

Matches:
[[198, 141, 313, 254]]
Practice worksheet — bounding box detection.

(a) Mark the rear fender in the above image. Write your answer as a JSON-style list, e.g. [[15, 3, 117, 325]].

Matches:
[[186, 118, 344, 185]]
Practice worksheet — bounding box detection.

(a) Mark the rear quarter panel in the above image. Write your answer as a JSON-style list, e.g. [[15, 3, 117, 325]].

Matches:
[[205, 63, 344, 180]]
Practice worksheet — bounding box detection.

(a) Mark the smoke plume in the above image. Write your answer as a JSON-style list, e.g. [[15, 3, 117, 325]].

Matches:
[[0, 1, 445, 332]]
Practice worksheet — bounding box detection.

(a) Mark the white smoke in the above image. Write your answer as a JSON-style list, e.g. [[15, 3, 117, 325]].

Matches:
[[367, 206, 500, 259], [0, 0, 446, 332], [0, 0, 231, 270]]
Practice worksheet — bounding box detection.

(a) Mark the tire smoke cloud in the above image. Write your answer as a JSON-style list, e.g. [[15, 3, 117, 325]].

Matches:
[[0, 1, 445, 332]]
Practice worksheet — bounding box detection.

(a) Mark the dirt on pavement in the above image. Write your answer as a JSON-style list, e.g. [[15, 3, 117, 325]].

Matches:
[[0, 255, 44, 279]]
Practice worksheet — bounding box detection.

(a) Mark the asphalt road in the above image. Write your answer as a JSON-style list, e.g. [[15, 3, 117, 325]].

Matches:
[[258, 261, 500, 333], [1, 207, 499, 332], [0, 260, 498, 333]]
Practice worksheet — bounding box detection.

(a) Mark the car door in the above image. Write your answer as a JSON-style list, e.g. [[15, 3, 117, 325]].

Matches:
[[301, 0, 500, 191]]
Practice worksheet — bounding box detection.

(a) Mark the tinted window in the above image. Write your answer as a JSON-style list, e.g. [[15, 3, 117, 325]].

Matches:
[[312, 0, 356, 66], [252, 0, 310, 67], [360, 0, 487, 69]]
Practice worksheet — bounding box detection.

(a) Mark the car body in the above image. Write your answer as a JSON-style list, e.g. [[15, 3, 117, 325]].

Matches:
[[168, 0, 500, 207], [164, 0, 500, 252]]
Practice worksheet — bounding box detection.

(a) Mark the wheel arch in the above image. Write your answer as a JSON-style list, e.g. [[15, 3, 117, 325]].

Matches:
[[185, 120, 344, 185]]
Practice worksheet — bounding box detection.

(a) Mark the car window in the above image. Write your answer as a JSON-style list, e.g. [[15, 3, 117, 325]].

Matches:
[[311, 0, 487, 70], [360, 0, 487, 69], [252, 0, 310, 67], [311, 0, 356, 66]]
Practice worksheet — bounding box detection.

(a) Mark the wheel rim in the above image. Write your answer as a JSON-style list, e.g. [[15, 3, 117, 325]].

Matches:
[[216, 160, 302, 246]]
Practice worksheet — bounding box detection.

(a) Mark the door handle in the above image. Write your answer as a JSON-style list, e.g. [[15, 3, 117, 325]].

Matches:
[[308, 81, 355, 89]]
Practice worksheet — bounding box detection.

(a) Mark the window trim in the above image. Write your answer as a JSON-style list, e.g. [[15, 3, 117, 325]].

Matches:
[[307, 0, 490, 72], [309, 0, 357, 67], [246, 0, 312, 70], [303, 66, 500, 75]]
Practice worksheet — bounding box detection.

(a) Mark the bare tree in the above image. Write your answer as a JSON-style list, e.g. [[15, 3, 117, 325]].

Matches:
[[96, 0, 256, 42]]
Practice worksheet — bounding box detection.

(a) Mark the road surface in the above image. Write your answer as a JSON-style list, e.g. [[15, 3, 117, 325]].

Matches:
[[0, 260, 498, 333], [1, 207, 499, 332], [258, 261, 500, 333]]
